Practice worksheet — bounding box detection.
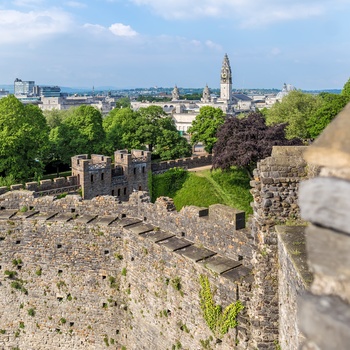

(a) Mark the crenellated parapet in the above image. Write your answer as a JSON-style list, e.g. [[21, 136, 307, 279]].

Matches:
[[0, 190, 252, 349]]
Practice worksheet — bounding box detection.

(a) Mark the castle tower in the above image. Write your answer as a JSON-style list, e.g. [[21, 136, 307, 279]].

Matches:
[[71, 154, 112, 199], [220, 54, 232, 103], [114, 149, 151, 199]]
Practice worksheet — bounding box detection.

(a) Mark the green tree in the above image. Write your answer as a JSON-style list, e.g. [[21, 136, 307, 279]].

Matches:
[[341, 77, 350, 101], [115, 97, 131, 109], [265, 90, 321, 140], [0, 95, 49, 181], [187, 106, 225, 153], [46, 106, 105, 171], [103, 106, 191, 160], [307, 93, 348, 139], [63, 105, 105, 156]]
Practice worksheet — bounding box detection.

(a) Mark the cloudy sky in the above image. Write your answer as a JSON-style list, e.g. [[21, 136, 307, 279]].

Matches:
[[1, 0, 350, 90]]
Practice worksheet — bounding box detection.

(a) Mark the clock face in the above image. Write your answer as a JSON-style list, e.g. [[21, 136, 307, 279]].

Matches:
[[221, 72, 227, 78]]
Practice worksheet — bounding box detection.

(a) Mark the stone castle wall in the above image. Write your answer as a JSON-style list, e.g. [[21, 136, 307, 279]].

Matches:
[[0, 192, 253, 350], [151, 154, 212, 173], [2, 131, 344, 350], [249, 146, 314, 349]]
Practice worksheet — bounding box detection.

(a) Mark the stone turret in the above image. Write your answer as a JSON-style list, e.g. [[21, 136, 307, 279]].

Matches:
[[71, 154, 112, 199]]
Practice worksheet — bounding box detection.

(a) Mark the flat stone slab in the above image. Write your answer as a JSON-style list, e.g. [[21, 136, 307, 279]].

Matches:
[[157, 236, 192, 251], [198, 255, 241, 274], [75, 215, 97, 224], [95, 215, 118, 226], [0, 209, 18, 219], [176, 245, 216, 262], [127, 223, 155, 234], [222, 265, 251, 282], [47, 213, 75, 222], [29, 212, 58, 221], [16, 210, 39, 219], [140, 230, 174, 243], [118, 217, 142, 227]]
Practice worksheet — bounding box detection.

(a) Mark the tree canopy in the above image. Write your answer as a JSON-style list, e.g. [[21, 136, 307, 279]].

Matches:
[[188, 106, 225, 153], [0, 95, 49, 181], [213, 112, 301, 177], [306, 92, 348, 139], [341, 78, 350, 100], [103, 105, 191, 160], [265, 90, 321, 140]]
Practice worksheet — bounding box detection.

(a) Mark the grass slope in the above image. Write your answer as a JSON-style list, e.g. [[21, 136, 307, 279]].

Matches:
[[166, 167, 253, 215]]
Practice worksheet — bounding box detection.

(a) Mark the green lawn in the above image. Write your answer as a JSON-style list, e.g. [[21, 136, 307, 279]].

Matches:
[[152, 167, 253, 216]]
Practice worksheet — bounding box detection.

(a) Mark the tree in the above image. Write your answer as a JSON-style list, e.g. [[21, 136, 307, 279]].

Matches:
[[0, 95, 49, 181], [115, 97, 131, 109], [212, 112, 301, 177], [307, 93, 348, 139], [265, 90, 321, 140], [188, 106, 225, 153], [46, 106, 105, 171], [341, 77, 350, 101], [103, 105, 191, 160]]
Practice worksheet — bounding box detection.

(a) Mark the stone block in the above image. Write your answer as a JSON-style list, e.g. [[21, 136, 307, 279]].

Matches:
[[298, 293, 350, 350], [306, 224, 350, 279], [299, 177, 350, 234], [209, 204, 245, 229]]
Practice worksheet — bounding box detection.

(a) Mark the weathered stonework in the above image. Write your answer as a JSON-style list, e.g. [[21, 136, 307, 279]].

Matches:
[[0, 192, 253, 350], [298, 102, 350, 350]]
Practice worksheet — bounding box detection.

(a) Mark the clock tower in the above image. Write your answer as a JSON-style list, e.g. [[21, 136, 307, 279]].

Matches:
[[220, 54, 232, 103]]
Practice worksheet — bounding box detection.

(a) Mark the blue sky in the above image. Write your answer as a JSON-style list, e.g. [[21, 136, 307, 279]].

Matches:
[[1, 0, 350, 90]]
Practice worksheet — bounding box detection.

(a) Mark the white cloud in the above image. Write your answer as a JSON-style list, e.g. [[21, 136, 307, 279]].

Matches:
[[65, 1, 87, 8], [129, 0, 342, 27], [205, 40, 222, 51], [0, 9, 73, 44], [12, 0, 44, 7], [109, 23, 138, 37]]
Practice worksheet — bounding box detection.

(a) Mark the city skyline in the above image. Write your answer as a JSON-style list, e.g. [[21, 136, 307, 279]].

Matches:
[[1, 0, 350, 90]]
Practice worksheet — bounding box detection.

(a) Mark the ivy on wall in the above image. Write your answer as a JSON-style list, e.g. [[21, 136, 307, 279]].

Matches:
[[199, 274, 244, 338]]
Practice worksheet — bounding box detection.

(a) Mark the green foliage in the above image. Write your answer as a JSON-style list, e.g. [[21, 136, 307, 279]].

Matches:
[[35, 267, 42, 276], [341, 77, 350, 100], [188, 106, 225, 153], [171, 277, 182, 292], [199, 275, 244, 337], [150, 167, 188, 202], [307, 92, 348, 139], [115, 97, 131, 109], [151, 167, 252, 214], [103, 335, 109, 346], [12, 258, 23, 266], [0, 95, 49, 181], [121, 268, 127, 276], [27, 308, 35, 317], [0, 174, 16, 188], [4, 270, 17, 278], [0, 329, 5, 334], [19, 322, 25, 329], [11, 280, 27, 294], [265, 90, 321, 140], [103, 106, 191, 159], [60, 318, 66, 324], [19, 206, 28, 213], [108, 276, 119, 289]]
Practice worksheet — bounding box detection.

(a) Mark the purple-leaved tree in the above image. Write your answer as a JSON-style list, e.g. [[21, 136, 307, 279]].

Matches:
[[212, 112, 301, 178]]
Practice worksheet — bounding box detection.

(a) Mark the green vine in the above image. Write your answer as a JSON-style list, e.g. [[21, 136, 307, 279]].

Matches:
[[199, 274, 244, 337]]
